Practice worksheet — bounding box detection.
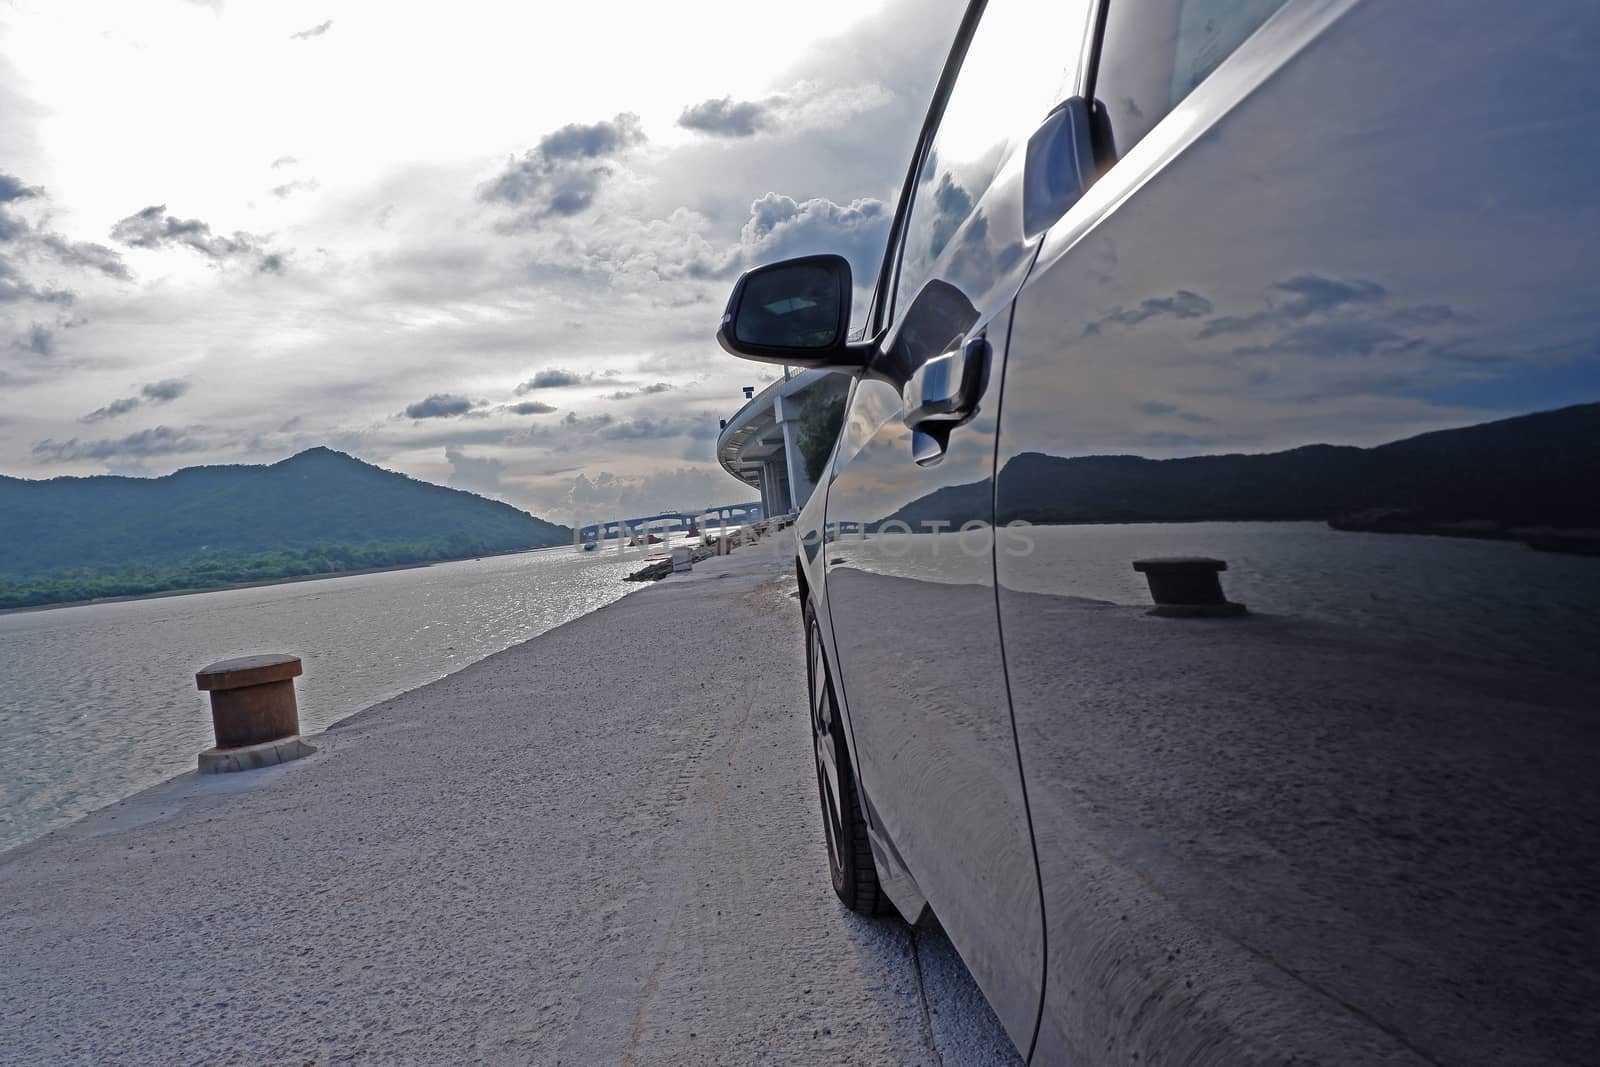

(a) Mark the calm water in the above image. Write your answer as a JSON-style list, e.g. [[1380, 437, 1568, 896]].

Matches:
[[0, 544, 646, 853], [866, 520, 1600, 680], [6, 523, 1599, 854]]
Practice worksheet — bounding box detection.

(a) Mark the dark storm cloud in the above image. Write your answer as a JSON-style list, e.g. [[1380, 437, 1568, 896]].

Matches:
[[480, 113, 645, 222], [515, 368, 586, 392], [507, 400, 557, 415], [678, 97, 769, 138], [403, 394, 478, 419], [31, 425, 207, 462], [110, 205, 280, 272], [290, 20, 333, 40]]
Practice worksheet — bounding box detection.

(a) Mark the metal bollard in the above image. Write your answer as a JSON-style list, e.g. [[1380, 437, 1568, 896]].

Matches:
[[194, 654, 316, 773], [1132, 557, 1248, 617]]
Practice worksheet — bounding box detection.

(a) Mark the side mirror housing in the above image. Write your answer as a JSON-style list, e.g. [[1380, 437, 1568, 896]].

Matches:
[[716, 254, 873, 371]]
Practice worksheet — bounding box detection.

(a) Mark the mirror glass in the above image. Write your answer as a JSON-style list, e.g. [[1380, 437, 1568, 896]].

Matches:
[[734, 261, 842, 350]]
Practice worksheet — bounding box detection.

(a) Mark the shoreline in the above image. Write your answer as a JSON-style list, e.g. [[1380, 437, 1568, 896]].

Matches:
[[0, 557, 657, 862], [0, 543, 573, 617], [0, 536, 695, 855]]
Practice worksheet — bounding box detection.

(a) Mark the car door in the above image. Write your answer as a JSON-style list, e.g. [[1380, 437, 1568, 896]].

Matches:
[[818, 0, 1097, 1052], [995, 0, 1600, 1063]]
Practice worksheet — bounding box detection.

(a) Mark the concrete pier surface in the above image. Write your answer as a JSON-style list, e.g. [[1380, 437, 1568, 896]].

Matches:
[[0, 551, 1017, 1066]]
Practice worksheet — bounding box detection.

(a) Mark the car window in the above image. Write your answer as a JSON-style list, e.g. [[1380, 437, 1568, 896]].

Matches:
[[888, 0, 1095, 328], [1094, 0, 1289, 157]]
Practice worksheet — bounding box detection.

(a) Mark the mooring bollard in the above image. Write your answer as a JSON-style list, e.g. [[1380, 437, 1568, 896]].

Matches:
[[194, 653, 316, 773], [1132, 557, 1248, 617]]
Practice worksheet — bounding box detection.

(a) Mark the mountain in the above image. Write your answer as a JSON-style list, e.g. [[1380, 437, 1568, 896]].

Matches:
[[888, 402, 1600, 540], [0, 448, 572, 608]]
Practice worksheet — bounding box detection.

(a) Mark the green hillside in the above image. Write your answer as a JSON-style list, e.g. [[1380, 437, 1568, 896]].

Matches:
[[0, 447, 572, 608]]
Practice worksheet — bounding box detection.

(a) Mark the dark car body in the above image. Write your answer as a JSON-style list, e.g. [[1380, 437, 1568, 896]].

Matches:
[[724, 1, 1600, 1061]]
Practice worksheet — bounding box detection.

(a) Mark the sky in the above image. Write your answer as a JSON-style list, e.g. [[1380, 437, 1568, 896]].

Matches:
[[0, 0, 966, 525]]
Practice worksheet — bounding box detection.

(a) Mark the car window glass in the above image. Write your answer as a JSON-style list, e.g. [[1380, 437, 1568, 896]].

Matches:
[[889, 0, 1093, 327], [1095, 0, 1289, 156]]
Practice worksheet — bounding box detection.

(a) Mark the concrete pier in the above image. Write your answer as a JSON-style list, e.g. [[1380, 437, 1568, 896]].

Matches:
[[0, 551, 1016, 1066]]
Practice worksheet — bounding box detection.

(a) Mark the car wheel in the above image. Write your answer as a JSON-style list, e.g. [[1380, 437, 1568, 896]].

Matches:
[[806, 600, 886, 916]]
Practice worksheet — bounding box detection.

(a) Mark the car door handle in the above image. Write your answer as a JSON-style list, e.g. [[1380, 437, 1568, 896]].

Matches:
[[903, 335, 990, 465]]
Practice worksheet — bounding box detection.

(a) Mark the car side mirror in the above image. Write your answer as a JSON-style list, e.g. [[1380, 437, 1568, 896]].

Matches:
[[716, 254, 873, 371]]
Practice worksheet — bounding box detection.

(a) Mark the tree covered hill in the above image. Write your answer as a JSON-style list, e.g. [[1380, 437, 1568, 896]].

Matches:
[[887, 402, 1600, 539], [0, 447, 572, 608]]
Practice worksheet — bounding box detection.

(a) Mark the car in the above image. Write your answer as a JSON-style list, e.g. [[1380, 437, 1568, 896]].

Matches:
[[715, 0, 1600, 1063]]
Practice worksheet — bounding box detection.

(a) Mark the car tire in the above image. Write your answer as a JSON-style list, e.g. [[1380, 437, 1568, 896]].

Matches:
[[806, 600, 887, 917]]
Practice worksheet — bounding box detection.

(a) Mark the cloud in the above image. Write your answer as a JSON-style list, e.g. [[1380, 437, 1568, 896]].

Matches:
[[443, 445, 504, 495], [0, 264, 74, 305], [516, 368, 586, 391], [1134, 400, 1213, 424], [81, 395, 142, 422], [678, 97, 769, 138], [14, 323, 55, 355], [141, 378, 190, 402], [564, 465, 749, 525], [1197, 274, 1387, 339], [677, 82, 895, 140], [403, 393, 478, 419], [682, 192, 892, 282], [35, 232, 130, 279], [1087, 290, 1214, 333], [506, 400, 557, 415], [600, 414, 717, 441], [80, 377, 192, 421], [1, 0, 967, 490], [109, 205, 279, 271], [553, 410, 714, 442], [31, 425, 208, 462], [560, 411, 614, 432], [480, 112, 645, 222], [1, 172, 131, 314], [0, 172, 41, 202], [271, 178, 319, 198], [290, 20, 333, 40], [605, 381, 674, 400]]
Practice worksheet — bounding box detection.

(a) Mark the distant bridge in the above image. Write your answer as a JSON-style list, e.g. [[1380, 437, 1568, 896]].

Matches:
[[577, 501, 763, 542]]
